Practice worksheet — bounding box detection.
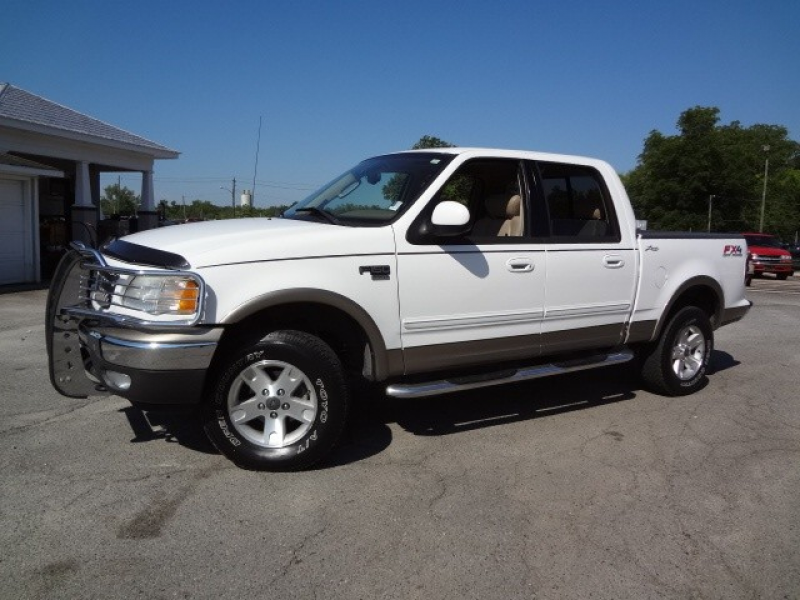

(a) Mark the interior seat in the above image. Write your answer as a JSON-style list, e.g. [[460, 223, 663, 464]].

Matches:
[[472, 194, 522, 237]]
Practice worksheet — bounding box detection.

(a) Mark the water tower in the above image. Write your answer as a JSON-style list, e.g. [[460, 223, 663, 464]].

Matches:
[[240, 190, 253, 207]]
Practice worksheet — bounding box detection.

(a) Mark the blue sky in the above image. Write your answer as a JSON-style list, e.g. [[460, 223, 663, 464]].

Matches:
[[2, 0, 798, 208]]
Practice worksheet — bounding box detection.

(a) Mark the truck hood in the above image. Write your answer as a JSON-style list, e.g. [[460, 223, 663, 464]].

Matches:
[[106, 218, 395, 268], [748, 245, 790, 257]]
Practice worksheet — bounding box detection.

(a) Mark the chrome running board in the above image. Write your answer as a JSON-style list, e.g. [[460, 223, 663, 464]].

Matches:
[[385, 348, 634, 399]]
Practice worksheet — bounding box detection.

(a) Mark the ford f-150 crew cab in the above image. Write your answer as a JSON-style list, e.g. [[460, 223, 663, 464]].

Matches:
[[47, 148, 752, 470]]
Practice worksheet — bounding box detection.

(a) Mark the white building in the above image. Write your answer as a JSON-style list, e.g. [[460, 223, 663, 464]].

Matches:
[[0, 83, 179, 285]]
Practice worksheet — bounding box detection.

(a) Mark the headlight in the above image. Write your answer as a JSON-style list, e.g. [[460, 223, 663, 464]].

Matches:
[[780, 255, 792, 263], [120, 275, 201, 315], [750, 254, 760, 260]]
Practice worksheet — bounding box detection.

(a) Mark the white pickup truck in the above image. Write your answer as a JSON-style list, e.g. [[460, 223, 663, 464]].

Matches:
[[47, 148, 751, 470]]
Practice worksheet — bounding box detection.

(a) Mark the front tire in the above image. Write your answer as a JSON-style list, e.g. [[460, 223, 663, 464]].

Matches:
[[641, 306, 713, 396], [203, 330, 348, 471]]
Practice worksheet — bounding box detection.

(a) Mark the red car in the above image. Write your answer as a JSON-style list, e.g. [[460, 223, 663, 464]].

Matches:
[[743, 233, 794, 281]]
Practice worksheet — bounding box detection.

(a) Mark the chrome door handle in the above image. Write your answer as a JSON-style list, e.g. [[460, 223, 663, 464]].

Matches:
[[603, 254, 625, 269], [506, 258, 534, 273]]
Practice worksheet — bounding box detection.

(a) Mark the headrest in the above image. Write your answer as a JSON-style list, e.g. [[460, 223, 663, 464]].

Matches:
[[485, 194, 521, 218], [574, 196, 603, 220]]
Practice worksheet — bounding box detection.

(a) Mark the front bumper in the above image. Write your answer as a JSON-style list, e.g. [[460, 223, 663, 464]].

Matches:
[[76, 322, 222, 405], [751, 261, 793, 275], [47, 244, 221, 406]]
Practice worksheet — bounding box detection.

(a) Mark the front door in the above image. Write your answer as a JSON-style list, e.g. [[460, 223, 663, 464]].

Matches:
[[395, 158, 545, 375]]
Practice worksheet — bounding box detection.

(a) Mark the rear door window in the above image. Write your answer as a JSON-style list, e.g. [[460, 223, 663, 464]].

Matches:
[[537, 162, 620, 242]]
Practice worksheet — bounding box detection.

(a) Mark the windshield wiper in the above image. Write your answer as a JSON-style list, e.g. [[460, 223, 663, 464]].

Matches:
[[293, 207, 341, 225]]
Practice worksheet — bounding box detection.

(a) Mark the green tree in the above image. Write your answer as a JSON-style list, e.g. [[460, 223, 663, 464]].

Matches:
[[412, 135, 455, 150], [101, 183, 139, 216], [381, 135, 457, 202], [159, 198, 290, 222], [623, 106, 800, 237], [409, 135, 475, 204]]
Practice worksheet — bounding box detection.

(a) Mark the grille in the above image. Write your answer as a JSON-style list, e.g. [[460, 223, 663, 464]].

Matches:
[[754, 256, 786, 265], [79, 269, 125, 310]]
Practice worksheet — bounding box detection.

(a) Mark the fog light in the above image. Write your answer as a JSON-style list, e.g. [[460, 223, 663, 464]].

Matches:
[[104, 370, 132, 391]]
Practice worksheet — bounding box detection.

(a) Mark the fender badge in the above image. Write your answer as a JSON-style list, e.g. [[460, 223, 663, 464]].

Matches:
[[359, 265, 391, 280]]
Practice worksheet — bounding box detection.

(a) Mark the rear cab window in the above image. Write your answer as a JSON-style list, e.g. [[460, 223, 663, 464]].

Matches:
[[535, 161, 621, 243]]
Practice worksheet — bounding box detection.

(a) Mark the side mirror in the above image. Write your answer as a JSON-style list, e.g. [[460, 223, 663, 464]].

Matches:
[[430, 201, 470, 236]]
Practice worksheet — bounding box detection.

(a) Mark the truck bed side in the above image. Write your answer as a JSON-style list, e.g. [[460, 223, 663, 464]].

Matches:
[[628, 232, 750, 343]]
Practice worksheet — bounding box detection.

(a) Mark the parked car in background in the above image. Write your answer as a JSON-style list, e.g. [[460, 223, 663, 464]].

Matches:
[[743, 233, 794, 280]]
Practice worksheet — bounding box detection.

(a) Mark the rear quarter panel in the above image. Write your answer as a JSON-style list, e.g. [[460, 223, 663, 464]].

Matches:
[[630, 234, 749, 340]]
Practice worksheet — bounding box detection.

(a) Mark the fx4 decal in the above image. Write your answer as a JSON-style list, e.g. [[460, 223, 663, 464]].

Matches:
[[723, 245, 743, 257]]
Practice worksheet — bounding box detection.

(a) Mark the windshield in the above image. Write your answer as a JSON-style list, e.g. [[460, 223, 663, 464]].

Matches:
[[744, 234, 783, 249], [284, 152, 455, 225]]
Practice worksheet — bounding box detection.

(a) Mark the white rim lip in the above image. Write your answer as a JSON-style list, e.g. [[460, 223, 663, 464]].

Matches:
[[227, 359, 318, 448], [671, 325, 706, 381]]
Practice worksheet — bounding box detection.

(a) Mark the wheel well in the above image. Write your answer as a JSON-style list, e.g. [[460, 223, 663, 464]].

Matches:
[[662, 284, 720, 332], [213, 302, 371, 379]]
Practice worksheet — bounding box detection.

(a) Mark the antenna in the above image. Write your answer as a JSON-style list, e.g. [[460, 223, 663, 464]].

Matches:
[[252, 116, 262, 206]]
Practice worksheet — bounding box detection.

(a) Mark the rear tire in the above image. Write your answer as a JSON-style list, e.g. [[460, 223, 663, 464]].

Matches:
[[641, 306, 713, 396], [203, 330, 348, 471]]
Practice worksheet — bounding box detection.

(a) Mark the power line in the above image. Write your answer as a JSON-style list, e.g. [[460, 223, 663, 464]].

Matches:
[[149, 176, 317, 190], [112, 172, 317, 189]]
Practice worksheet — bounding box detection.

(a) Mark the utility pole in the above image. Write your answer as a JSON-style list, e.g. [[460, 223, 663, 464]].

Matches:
[[221, 179, 237, 219], [253, 116, 262, 207], [707, 194, 714, 232], [231, 177, 237, 218], [759, 145, 770, 233]]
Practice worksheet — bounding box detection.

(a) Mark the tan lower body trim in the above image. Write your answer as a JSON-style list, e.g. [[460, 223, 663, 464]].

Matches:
[[400, 324, 624, 376]]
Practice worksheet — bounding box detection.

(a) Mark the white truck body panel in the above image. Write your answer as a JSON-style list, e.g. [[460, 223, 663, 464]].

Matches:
[[631, 235, 750, 337], [396, 244, 546, 349]]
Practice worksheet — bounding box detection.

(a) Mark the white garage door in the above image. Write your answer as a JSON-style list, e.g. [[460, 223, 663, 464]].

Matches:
[[0, 178, 32, 285]]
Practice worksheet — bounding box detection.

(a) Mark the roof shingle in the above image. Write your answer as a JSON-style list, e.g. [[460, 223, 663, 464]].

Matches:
[[0, 83, 177, 155]]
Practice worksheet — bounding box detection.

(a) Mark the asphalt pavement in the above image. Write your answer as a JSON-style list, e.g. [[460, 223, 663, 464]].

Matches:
[[1, 278, 798, 599]]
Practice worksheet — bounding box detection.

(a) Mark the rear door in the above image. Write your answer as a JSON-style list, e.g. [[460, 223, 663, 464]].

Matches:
[[534, 161, 637, 353]]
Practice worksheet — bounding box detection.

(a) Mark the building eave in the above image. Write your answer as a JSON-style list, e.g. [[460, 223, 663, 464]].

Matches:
[[0, 163, 65, 178], [0, 116, 180, 160], [0, 152, 65, 177]]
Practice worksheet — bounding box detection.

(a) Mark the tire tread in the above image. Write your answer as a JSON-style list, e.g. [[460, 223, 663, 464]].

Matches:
[[640, 306, 713, 397]]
